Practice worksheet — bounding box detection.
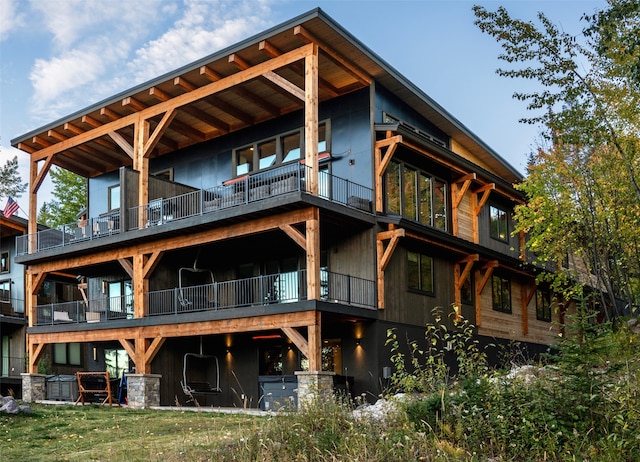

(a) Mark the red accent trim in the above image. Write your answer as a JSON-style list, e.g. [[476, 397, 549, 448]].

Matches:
[[300, 152, 331, 165], [223, 175, 248, 186]]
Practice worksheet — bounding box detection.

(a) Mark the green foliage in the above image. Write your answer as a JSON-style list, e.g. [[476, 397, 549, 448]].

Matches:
[[390, 301, 640, 460], [38, 167, 87, 227], [0, 155, 27, 200], [386, 306, 490, 395], [474, 2, 640, 315]]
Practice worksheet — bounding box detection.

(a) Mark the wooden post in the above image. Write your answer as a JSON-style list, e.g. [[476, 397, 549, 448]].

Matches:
[[307, 312, 321, 371], [306, 209, 320, 301], [304, 43, 319, 196]]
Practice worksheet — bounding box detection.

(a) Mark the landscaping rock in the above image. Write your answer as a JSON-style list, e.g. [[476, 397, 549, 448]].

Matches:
[[0, 396, 33, 415]]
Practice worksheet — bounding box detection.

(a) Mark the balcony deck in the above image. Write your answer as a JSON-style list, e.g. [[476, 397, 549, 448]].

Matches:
[[32, 270, 375, 328], [16, 164, 373, 258]]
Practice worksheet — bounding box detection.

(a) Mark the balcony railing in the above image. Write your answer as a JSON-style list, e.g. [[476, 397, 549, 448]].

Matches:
[[1, 356, 26, 377], [0, 298, 25, 318], [33, 270, 375, 326], [17, 163, 373, 256]]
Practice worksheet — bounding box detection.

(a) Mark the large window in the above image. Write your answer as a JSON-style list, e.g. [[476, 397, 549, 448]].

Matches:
[[460, 272, 474, 305], [536, 288, 552, 322], [233, 122, 329, 177], [408, 251, 434, 294], [492, 275, 511, 313], [489, 205, 508, 241], [108, 185, 120, 211], [385, 160, 448, 231]]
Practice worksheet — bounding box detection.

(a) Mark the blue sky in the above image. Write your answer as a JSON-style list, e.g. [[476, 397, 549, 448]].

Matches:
[[0, 0, 606, 215]]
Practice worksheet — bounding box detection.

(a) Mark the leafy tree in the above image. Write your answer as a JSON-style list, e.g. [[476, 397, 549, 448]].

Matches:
[[38, 167, 87, 227], [0, 155, 27, 200], [473, 2, 640, 316]]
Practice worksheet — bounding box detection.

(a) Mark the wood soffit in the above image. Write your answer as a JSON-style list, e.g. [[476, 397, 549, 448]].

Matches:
[[11, 11, 521, 184]]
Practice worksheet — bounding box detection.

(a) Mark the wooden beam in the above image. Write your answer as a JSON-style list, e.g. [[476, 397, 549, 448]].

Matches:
[[28, 207, 317, 274], [28, 310, 318, 345], [228, 53, 250, 71], [294, 25, 370, 86], [374, 136, 402, 212], [454, 254, 479, 314], [263, 71, 305, 100], [521, 281, 537, 336], [108, 131, 134, 159], [142, 250, 164, 278], [100, 107, 121, 121], [306, 208, 320, 301], [281, 327, 308, 358], [144, 337, 166, 365], [119, 339, 136, 360], [307, 311, 321, 371], [122, 96, 146, 112], [376, 227, 405, 309], [474, 261, 498, 326], [143, 109, 177, 157], [118, 258, 134, 279], [279, 224, 306, 249], [32, 43, 315, 163], [304, 43, 319, 196]]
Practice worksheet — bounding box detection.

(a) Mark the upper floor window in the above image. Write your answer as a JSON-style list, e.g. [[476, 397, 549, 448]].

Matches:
[[408, 251, 434, 294], [0, 280, 10, 301], [109, 185, 120, 211], [489, 205, 508, 242], [384, 160, 448, 231], [536, 288, 552, 322], [460, 271, 474, 305], [233, 122, 329, 177], [0, 251, 8, 273], [492, 274, 511, 313]]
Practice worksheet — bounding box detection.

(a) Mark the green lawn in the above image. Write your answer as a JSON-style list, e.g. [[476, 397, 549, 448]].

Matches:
[[1, 403, 263, 462]]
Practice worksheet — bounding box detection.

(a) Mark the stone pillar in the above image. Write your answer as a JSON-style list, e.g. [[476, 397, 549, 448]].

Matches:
[[295, 371, 335, 410], [21, 373, 47, 403], [126, 374, 161, 409]]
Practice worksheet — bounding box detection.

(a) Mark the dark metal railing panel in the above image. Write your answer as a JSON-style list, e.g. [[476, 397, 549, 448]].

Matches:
[[33, 270, 374, 325], [16, 163, 373, 256], [0, 298, 25, 318]]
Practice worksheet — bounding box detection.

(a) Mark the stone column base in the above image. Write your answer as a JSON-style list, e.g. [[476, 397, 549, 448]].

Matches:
[[295, 371, 335, 410], [126, 374, 161, 409], [21, 373, 47, 403]]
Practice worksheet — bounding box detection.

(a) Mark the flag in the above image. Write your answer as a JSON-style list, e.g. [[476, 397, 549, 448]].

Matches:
[[3, 197, 19, 218]]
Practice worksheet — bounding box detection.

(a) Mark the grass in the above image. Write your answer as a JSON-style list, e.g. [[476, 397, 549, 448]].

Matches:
[[1, 403, 263, 462]]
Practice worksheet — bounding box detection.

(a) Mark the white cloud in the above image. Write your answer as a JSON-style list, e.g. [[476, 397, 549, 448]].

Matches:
[[0, 0, 25, 41], [27, 0, 275, 122]]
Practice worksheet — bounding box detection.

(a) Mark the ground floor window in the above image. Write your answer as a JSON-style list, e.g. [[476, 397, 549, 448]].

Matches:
[[54, 342, 82, 366], [105, 349, 129, 379], [536, 288, 552, 322], [492, 274, 511, 313]]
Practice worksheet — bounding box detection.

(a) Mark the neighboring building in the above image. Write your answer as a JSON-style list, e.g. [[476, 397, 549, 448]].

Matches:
[[11, 9, 560, 408], [0, 215, 27, 397]]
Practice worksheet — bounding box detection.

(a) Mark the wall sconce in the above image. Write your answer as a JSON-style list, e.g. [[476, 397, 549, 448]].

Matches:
[[348, 158, 355, 166], [93, 347, 97, 361], [355, 339, 361, 346]]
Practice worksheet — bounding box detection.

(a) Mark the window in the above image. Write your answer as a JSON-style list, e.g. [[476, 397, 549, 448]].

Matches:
[[460, 272, 474, 305], [54, 343, 82, 366], [0, 280, 10, 302], [492, 275, 511, 313], [0, 252, 8, 273], [108, 185, 120, 211], [490, 205, 508, 241], [536, 288, 552, 322], [233, 121, 329, 177], [408, 251, 434, 293], [105, 349, 129, 379], [384, 160, 448, 231], [108, 280, 133, 317]]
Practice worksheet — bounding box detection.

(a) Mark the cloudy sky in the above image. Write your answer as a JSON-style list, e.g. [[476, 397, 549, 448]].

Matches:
[[0, 0, 605, 215]]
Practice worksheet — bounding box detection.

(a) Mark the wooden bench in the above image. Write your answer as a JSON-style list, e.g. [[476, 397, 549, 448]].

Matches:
[[75, 372, 120, 406]]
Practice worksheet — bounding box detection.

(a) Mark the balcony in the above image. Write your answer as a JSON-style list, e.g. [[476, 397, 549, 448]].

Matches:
[[16, 164, 373, 256], [0, 298, 25, 319], [33, 270, 375, 326]]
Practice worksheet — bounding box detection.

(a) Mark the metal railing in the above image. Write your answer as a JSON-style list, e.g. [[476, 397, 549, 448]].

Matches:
[[16, 163, 373, 256], [0, 298, 25, 318], [34, 294, 133, 326], [32, 270, 375, 325], [1, 356, 26, 377]]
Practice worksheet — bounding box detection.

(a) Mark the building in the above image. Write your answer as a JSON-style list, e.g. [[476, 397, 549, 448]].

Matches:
[[12, 8, 559, 408], [1, 214, 28, 397]]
